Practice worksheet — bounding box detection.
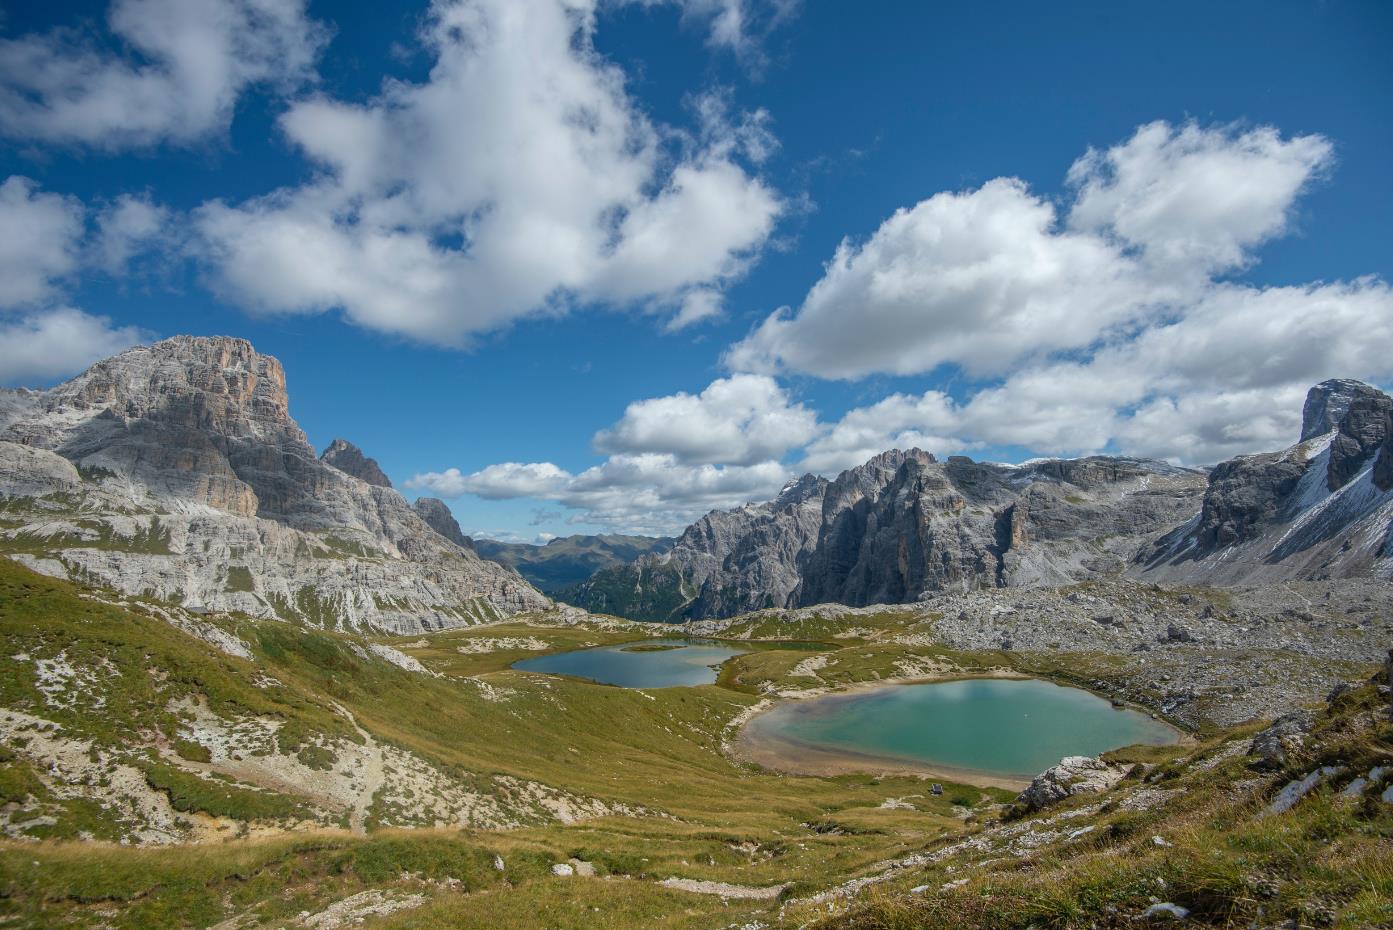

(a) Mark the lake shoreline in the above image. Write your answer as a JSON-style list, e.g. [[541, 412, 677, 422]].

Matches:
[[731, 721, 1035, 790], [728, 675, 1185, 790]]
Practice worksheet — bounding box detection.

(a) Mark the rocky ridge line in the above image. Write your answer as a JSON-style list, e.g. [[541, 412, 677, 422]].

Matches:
[[0, 336, 549, 632]]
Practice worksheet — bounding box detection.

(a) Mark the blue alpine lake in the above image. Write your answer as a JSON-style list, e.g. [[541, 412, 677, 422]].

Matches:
[[512, 639, 749, 687], [739, 677, 1181, 782]]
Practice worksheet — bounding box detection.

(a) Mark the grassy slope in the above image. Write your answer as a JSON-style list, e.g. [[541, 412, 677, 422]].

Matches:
[[1, 558, 1388, 929], [0, 561, 971, 928]]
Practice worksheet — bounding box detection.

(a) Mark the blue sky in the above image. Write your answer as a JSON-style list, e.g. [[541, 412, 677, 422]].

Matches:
[[1, 0, 1390, 541]]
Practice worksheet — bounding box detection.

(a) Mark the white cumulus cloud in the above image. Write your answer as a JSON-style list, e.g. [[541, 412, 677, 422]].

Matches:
[[807, 277, 1393, 469], [725, 177, 1156, 379], [594, 374, 816, 465], [0, 179, 165, 385], [195, 0, 782, 346], [408, 454, 791, 535], [0, 308, 149, 386], [92, 194, 171, 275], [729, 121, 1391, 470], [726, 121, 1335, 381], [408, 372, 811, 531], [1067, 120, 1333, 276], [0, 177, 85, 309], [0, 0, 328, 149]]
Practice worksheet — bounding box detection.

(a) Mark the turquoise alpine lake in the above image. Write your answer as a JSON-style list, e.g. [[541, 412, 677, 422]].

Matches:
[[512, 639, 749, 687], [739, 677, 1181, 782]]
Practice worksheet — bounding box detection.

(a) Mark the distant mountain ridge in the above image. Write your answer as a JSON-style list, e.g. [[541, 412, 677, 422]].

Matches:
[[1136, 378, 1393, 584], [568, 379, 1393, 622], [5, 337, 1387, 631], [565, 450, 1207, 621], [475, 533, 673, 593], [0, 335, 549, 632]]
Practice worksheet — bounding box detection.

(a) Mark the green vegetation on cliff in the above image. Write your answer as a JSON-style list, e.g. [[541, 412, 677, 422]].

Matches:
[[559, 560, 695, 621]]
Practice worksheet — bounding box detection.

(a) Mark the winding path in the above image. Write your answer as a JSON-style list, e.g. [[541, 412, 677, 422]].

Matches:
[[330, 702, 384, 836]]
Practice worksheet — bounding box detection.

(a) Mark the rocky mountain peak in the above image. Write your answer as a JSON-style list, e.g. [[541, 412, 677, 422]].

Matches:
[[413, 496, 474, 549], [1300, 379, 1383, 443], [13, 335, 292, 429], [822, 448, 937, 508], [862, 448, 937, 473], [573, 445, 1205, 621], [0, 335, 550, 630], [321, 438, 392, 488], [1, 335, 310, 518], [1326, 386, 1393, 492], [1139, 378, 1393, 583], [773, 473, 828, 507]]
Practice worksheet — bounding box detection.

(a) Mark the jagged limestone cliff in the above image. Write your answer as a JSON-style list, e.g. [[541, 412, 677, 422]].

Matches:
[[412, 496, 476, 550], [569, 380, 1393, 623], [320, 438, 393, 488], [568, 450, 1206, 621], [0, 336, 548, 632], [1137, 379, 1393, 584]]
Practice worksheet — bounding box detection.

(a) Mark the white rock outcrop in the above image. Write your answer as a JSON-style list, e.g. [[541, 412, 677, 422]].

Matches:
[[0, 336, 550, 633], [1017, 755, 1130, 811]]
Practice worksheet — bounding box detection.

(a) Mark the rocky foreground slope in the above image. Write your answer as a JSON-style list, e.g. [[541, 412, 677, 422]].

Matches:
[[571, 380, 1393, 622], [0, 336, 548, 633], [2, 549, 1388, 928], [569, 450, 1207, 621]]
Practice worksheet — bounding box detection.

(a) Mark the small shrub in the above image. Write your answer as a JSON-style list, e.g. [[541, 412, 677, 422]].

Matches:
[[173, 739, 212, 764], [296, 743, 337, 771], [141, 761, 307, 821]]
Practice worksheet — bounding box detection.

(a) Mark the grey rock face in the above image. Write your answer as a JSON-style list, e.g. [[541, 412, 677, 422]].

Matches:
[[1249, 710, 1314, 771], [1325, 388, 1393, 492], [2, 334, 299, 517], [413, 496, 474, 549], [566, 474, 828, 621], [1137, 380, 1393, 585], [1300, 379, 1375, 442], [687, 473, 830, 618], [1207, 456, 1307, 550], [806, 452, 1203, 607], [1016, 755, 1129, 811], [0, 336, 549, 632], [321, 438, 393, 488], [572, 449, 1204, 621]]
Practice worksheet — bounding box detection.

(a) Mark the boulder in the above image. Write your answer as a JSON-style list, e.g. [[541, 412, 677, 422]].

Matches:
[[1017, 755, 1129, 811], [1249, 710, 1314, 770]]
